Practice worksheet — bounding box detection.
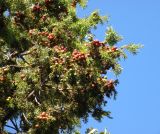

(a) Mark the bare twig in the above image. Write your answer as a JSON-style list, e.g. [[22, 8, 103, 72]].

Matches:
[[34, 96, 41, 106], [21, 47, 37, 56], [27, 90, 35, 99], [22, 113, 30, 124], [0, 65, 29, 69], [8, 65, 28, 68]]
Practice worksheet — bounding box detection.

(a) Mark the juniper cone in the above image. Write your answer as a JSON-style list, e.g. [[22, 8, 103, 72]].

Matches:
[[0, 0, 141, 133]]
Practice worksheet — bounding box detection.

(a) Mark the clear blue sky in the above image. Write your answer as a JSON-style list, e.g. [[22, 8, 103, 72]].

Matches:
[[78, 0, 160, 134]]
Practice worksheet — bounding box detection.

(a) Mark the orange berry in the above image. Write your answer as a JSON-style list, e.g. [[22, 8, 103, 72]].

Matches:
[[47, 33, 54, 40], [41, 112, 46, 117], [0, 76, 6, 81], [111, 46, 118, 52]]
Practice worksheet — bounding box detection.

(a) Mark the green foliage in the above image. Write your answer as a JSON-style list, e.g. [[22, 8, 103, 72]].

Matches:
[[122, 44, 143, 55], [85, 128, 110, 134], [105, 27, 122, 46], [0, 0, 141, 133]]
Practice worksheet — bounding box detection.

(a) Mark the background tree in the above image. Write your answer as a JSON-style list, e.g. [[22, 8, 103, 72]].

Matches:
[[0, 0, 141, 133]]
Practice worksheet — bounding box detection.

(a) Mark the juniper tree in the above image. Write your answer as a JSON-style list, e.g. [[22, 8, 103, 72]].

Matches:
[[0, 0, 141, 133]]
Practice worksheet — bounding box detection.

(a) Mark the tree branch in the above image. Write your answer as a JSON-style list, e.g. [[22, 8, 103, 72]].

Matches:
[[22, 113, 30, 124], [27, 90, 35, 99], [34, 96, 41, 106]]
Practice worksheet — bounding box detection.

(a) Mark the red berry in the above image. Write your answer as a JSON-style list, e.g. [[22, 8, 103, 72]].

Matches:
[[32, 4, 41, 12], [41, 15, 47, 21], [47, 33, 55, 40], [111, 46, 118, 52], [72, 50, 86, 61], [106, 80, 114, 89], [41, 112, 46, 116], [92, 40, 103, 47]]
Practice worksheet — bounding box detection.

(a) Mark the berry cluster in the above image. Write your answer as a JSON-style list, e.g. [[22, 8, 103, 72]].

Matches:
[[111, 46, 118, 52], [32, 3, 42, 13], [38, 31, 55, 41], [47, 33, 55, 40], [72, 50, 86, 61], [29, 29, 37, 36], [41, 41, 50, 47], [107, 46, 120, 58], [102, 45, 119, 59], [29, 30, 55, 40], [37, 112, 50, 121], [91, 40, 104, 47], [54, 45, 67, 53], [53, 57, 65, 65], [38, 31, 49, 36], [105, 79, 115, 89], [97, 78, 115, 90], [103, 45, 118, 52], [29, 30, 56, 47]]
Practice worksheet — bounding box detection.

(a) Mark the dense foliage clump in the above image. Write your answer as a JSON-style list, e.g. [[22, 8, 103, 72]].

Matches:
[[0, 0, 141, 133]]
